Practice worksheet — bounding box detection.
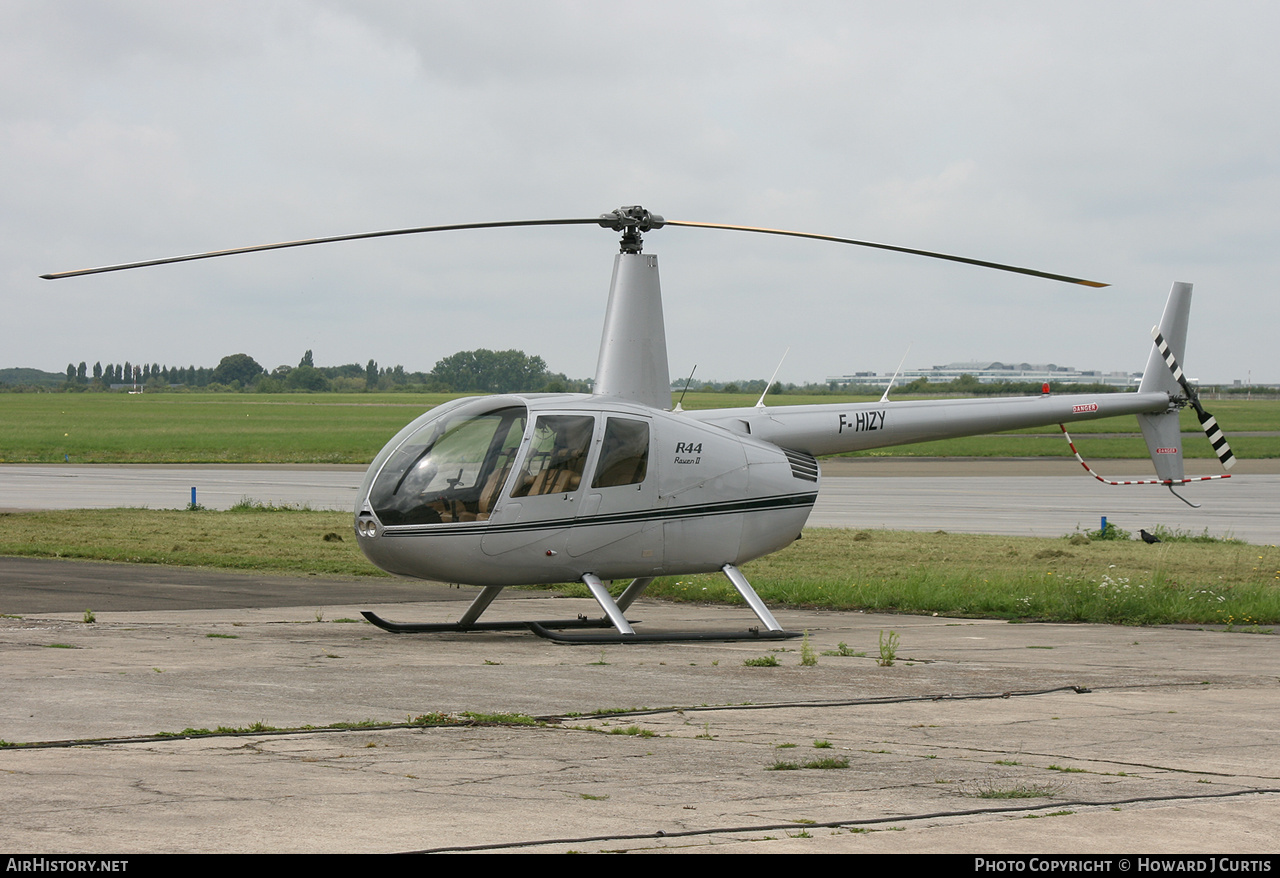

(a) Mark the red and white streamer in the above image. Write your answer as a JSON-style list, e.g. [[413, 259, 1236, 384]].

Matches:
[[1058, 425, 1231, 486]]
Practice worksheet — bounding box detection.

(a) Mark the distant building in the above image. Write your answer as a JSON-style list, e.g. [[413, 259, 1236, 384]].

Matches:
[[828, 361, 1141, 389]]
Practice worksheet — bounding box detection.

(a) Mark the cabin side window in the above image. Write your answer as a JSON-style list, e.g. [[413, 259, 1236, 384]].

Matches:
[[511, 414, 594, 497], [591, 417, 649, 488]]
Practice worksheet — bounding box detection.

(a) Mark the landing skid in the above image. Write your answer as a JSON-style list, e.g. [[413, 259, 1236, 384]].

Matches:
[[360, 611, 615, 635], [361, 564, 799, 644], [525, 622, 799, 644]]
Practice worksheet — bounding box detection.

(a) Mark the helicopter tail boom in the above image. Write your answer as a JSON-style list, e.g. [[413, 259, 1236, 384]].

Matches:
[[689, 282, 1226, 486], [688, 390, 1172, 458]]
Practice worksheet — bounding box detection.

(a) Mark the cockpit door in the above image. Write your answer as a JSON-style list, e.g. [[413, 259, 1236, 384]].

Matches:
[[481, 413, 596, 556], [567, 415, 660, 565]]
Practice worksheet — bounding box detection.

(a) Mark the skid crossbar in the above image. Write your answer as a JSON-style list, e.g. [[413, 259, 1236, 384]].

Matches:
[[362, 564, 798, 643]]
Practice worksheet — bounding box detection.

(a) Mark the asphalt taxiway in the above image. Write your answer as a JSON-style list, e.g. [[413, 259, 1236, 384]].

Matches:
[[3, 458, 1277, 542]]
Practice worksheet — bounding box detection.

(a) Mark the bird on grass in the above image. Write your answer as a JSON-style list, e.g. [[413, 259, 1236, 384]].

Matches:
[[1140, 529, 1162, 544]]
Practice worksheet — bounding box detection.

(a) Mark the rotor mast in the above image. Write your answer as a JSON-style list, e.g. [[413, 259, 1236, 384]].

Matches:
[[591, 207, 672, 409]]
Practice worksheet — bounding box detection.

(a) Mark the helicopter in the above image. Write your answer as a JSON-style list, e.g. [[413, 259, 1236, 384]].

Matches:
[[42, 205, 1234, 643]]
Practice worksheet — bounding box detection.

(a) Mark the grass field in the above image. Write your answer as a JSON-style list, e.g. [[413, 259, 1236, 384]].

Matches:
[[0, 392, 453, 463], [2, 391, 1276, 463], [1, 508, 1276, 626], [641, 527, 1280, 627]]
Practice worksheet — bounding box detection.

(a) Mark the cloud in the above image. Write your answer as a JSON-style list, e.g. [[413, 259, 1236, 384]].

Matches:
[[4, 1, 1278, 385]]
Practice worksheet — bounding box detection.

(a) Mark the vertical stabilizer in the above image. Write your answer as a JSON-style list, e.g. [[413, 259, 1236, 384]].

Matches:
[[1136, 283, 1193, 481], [1139, 282, 1192, 396], [593, 252, 672, 410]]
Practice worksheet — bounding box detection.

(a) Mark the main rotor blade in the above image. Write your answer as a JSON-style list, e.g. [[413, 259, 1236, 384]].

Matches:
[[43, 206, 1107, 288], [40, 217, 605, 279], [664, 220, 1108, 288]]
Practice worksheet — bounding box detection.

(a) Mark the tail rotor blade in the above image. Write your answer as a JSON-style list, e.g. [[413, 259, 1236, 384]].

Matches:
[[1194, 407, 1236, 470], [1150, 326, 1193, 396], [1151, 327, 1235, 470]]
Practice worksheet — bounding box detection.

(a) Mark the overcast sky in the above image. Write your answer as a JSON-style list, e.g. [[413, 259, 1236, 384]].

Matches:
[[5, 1, 1278, 386]]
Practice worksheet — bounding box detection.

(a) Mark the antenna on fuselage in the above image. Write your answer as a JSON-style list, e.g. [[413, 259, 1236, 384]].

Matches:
[[880, 343, 913, 403], [756, 348, 790, 408], [674, 364, 698, 412]]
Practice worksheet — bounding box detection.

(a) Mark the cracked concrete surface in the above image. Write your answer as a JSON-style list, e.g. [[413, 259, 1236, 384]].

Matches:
[[1, 569, 1278, 853]]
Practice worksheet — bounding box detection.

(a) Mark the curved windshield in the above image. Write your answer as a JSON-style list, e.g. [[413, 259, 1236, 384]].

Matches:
[[369, 399, 526, 525]]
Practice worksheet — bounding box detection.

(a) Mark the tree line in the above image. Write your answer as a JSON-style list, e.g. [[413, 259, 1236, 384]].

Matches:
[[4, 349, 587, 394], [13, 355, 1221, 398]]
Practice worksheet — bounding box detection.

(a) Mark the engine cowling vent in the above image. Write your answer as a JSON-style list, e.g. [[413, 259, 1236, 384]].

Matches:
[[783, 448, 819, 482]]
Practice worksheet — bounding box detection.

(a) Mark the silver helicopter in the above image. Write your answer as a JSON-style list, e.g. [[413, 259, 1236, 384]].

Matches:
[[43, 206, 1234, 642]]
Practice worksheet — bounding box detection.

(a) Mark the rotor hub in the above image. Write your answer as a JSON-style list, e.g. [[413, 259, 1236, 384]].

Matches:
[[598, 206, 665, 253]]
